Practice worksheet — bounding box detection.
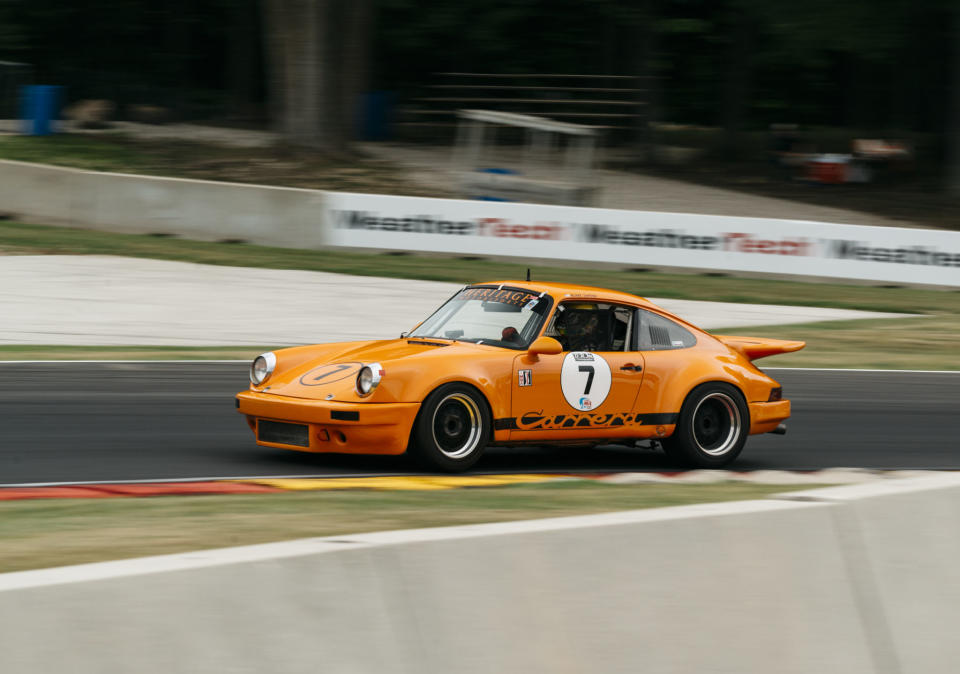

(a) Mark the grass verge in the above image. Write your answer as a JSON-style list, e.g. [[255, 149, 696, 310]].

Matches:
[[0, 134, 451, 197], [715, 315, 960, 370], [0, 481, 804, 573], [3, 318, 958, 369]]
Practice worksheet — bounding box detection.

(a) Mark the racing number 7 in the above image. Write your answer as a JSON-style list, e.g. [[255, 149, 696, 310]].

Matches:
[[578, 365, 595, 395], [312, 363, 351, 382]]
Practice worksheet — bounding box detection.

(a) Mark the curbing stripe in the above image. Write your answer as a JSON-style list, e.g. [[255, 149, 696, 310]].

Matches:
[[1, 470, 953, 502], [0, 481, 284, 501], [0, 486, 121, 501], [242, 477, 451, 491], [235, 474, 561, 491], [0, 474, 563, 500], [84, 482, 285, 497]]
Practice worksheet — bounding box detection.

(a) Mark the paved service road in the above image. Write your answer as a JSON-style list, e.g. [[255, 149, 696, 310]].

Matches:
[[2, 362, 958, 485]]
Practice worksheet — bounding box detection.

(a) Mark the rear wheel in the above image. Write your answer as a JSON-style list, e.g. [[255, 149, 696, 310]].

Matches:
[[410, 383, 491, 471], [662, 383, 749, 468]]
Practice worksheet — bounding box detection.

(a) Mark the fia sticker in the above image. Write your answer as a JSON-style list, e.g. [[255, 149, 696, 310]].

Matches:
[[560, 352, 612, 411], [518, 369, 532, 387]]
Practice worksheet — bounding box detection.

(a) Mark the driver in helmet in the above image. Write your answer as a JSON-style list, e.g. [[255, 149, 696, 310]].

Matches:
[[557, 307, 606, 352]]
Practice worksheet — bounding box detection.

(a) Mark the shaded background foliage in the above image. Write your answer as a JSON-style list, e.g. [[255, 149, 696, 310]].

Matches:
[[0, 0, 956, 160]]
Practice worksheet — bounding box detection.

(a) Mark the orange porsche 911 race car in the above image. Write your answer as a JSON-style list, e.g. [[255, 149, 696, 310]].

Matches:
[[236, 281, 804, 471]]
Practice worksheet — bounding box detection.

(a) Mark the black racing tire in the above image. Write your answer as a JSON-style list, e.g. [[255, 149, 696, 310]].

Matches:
[[662, 382, 749, 468], [409, 383, 492, 472]]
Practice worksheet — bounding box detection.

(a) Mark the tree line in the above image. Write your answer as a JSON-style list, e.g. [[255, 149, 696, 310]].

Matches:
[[1, 0, 958, 189]]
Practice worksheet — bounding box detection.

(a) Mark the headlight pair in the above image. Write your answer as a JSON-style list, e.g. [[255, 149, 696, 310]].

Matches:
[[251, 353, 382, 396]]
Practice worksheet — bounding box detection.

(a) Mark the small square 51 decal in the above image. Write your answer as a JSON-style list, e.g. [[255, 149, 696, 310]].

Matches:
[[518, 369, 532, 387]]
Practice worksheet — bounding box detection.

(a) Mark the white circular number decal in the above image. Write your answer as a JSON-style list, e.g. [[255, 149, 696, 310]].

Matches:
[[561, 352, 612, 411]]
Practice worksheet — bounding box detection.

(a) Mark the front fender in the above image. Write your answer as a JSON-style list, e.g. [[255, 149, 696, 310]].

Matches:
[[369, 354, 514, 420]]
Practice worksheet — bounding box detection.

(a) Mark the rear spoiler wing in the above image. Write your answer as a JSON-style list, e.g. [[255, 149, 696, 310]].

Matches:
[[713, 335, 806, 361]]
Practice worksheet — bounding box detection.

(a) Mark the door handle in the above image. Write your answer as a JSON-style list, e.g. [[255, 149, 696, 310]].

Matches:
[[620, 364, 643, 372]]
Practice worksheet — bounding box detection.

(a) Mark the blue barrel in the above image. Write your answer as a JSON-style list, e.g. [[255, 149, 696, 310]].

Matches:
[[361, 91, 393, 141], [20, 85, 63, 135]]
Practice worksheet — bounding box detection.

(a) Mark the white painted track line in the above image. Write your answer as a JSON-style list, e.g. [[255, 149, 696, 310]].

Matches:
[[3, 361, 957, 373]]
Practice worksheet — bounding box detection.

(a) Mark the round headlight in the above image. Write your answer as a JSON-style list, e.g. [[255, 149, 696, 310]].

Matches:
[[356, 362, 383, 396], [250, 352, 277, 385]]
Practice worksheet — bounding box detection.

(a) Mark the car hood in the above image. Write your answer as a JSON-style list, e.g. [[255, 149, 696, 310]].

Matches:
[[258, 338, 507, 401]]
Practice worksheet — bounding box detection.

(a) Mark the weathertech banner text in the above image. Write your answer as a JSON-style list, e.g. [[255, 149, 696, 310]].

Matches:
[[324, 192, 960, 286]]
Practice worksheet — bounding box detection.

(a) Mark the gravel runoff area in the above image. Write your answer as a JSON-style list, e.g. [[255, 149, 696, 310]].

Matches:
[[361, 143, 917, 229], [0, 120, 279, 149], [0, 119, 919, 229], [1, 255, 908, 347]]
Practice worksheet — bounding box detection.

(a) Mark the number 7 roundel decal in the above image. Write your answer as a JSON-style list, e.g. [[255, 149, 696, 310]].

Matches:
[[560, 352, 612, 411]]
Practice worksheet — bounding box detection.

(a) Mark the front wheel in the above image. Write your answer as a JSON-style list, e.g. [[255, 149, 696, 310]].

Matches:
[[662, 383, 749, 468], [409, 383, 491, 471]]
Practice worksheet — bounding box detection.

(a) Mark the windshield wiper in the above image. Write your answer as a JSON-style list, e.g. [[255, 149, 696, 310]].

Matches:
[[406, 337, 452, 347]]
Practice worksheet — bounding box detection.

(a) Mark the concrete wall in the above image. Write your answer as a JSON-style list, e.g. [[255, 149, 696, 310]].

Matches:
[[0, 159, 326, 248], [4, 159, 959, 286], [780, 475, 960, 674], [2, 474, 959, 674]]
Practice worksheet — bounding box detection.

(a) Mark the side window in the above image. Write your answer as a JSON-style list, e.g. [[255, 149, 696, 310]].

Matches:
[[634, 309, 696, 351], [609, 306, 633, 351], [545, 302, 635, 352]]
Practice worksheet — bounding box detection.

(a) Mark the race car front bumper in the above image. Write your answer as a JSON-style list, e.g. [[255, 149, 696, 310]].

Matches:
[[236, 390, 420, 455]]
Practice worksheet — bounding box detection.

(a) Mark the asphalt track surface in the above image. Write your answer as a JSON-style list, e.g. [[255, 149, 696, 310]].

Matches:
[[2, 362, 958, 485]]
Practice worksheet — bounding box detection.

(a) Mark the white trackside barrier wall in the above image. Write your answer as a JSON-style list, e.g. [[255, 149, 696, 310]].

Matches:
[[2, 159, 959, 286], [2, 474, 960, 674], [326, 192, 960, 286]]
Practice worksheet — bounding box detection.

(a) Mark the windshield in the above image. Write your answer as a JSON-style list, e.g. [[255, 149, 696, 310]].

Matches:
[[409, 286, 553, 350]]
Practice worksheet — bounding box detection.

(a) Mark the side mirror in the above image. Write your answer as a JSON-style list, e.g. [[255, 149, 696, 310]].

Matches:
[[528, 336, 563, 356]]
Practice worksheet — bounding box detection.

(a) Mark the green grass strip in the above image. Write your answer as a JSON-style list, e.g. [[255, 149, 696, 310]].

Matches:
[[0, 481, 808, 573]]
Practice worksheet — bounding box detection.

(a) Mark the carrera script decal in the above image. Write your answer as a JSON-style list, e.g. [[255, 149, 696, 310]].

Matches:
[[299, 362, 363, 386], [494, 412, 679, 431], [516, 410, 641, 430]]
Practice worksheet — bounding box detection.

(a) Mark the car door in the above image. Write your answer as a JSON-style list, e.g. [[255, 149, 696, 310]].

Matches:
[[508, 302, 645, 441], [629, 307, 700, 429]]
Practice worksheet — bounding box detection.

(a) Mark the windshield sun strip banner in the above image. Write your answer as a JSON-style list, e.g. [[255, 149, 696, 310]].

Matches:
[[459, 286, 539, 307]]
